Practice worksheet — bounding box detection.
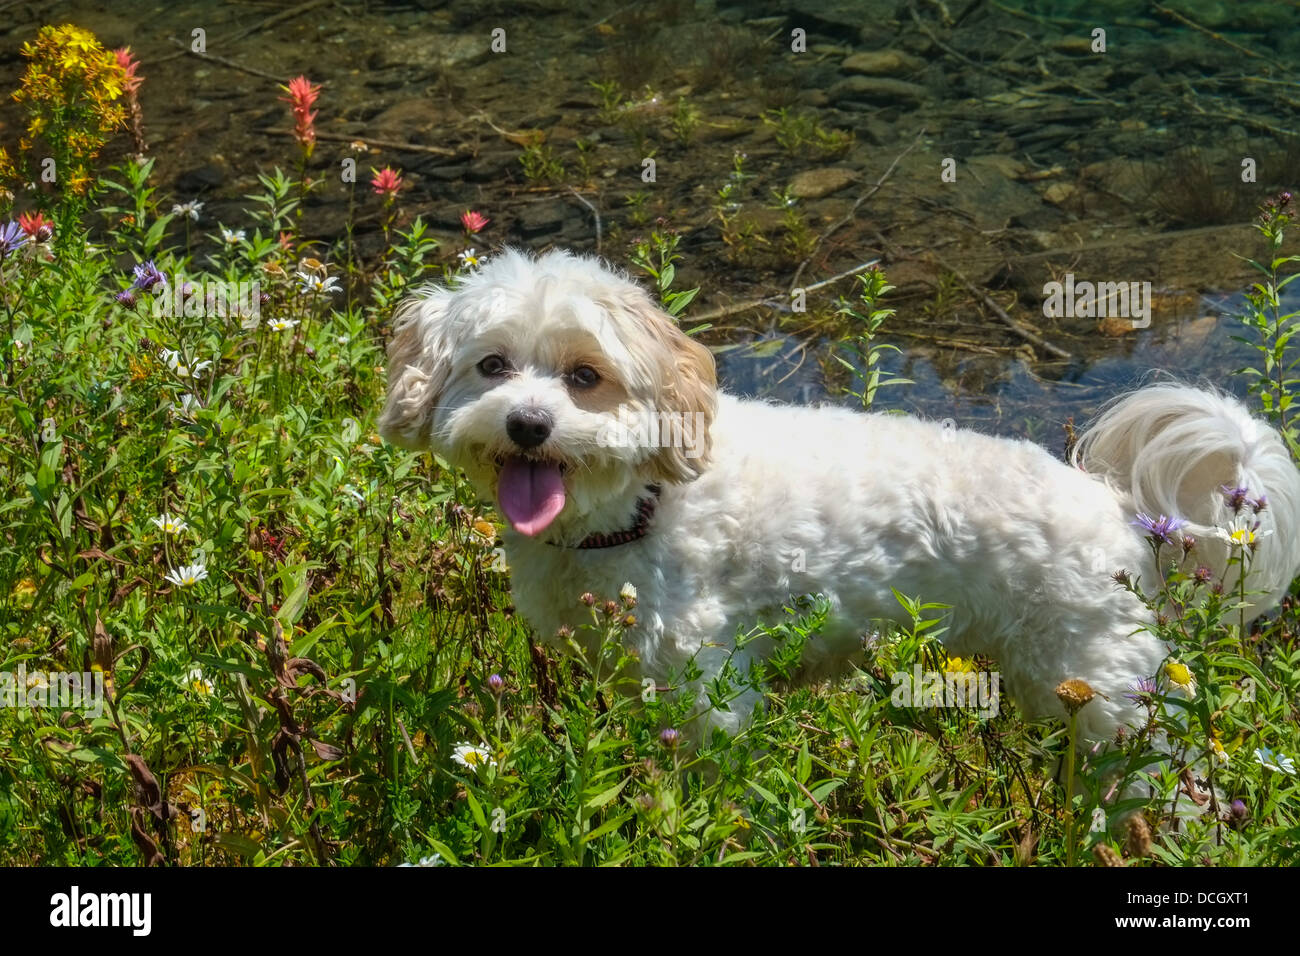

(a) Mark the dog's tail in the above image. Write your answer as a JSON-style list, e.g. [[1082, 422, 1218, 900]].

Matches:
[[1073, 383, 1300, 617]]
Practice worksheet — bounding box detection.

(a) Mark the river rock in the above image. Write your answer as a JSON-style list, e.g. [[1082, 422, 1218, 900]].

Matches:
[[788, 167, 857, 199], [842, 49, 926, 76], [828, 76, 926, 108]]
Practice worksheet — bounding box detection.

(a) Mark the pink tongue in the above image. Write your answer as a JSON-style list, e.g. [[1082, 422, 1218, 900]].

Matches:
[[497, 457, 566, 536]]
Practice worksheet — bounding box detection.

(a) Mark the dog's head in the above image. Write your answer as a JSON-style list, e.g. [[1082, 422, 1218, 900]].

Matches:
[[378, 248, 716, 537]]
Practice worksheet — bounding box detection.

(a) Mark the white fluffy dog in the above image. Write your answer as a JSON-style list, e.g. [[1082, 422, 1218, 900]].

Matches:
[[379, 247, 1300, 747]]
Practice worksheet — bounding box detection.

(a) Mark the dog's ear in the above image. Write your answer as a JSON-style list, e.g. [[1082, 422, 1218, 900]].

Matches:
[[624, 289, 718, 483], [378, 290, 453, 450]]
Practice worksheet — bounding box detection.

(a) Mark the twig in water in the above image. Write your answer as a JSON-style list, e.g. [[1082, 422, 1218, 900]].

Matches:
[[566, 188, 602, 254]]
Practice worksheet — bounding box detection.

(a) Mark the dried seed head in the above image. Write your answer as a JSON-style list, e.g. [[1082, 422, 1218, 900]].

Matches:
[[1092, 843, 1124, 867], [1124, 814, 1152, 859], [1055, 678, 1096, 715]]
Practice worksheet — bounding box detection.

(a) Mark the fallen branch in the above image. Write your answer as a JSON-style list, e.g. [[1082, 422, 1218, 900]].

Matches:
[[789, 129, 926, 294], [694, 259, 881, 323], [928, 251, 1074, 361], [163, 37, 289, 82], [266, 128, 460, 157], [566, 187, 602, 253], [1149, 1, 1269, 62]]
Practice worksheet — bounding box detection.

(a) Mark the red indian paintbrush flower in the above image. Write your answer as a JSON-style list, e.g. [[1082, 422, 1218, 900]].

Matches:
[[17, 211, 53, 241], [279, 75, 321, 154], [114, 47, 143, 95], [370, 166, 403, 199], [460, 210, 490, 234]]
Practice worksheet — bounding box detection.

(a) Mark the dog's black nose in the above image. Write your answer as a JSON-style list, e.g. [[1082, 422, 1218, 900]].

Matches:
[[506, 407, 553, 449]]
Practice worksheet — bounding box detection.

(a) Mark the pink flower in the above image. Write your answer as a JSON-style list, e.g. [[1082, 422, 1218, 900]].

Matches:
[[370, 166, 403, 199], [460, 210, 490, 234], [114, 47, 144, 96], [279, 75, 321, 152]]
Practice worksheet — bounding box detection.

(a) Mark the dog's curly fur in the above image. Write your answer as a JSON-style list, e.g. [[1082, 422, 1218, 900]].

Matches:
[[380, 247, 1300, 746]]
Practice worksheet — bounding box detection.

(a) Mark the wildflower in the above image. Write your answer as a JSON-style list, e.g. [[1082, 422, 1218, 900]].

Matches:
[[620, 582, 638, 608], [487, 673, 505, 694], [1133, 513, 1186, 547], [132, 260, 166, 292], [660, 727, 680, 749], [458, 248, 482, 269], [460, 209, 490, 233], [279, 75, 321, 155], [159, 349, 211, 379], [944, 655, 977, 675], [1221, 485, 1250, 514], [370, 166, 403, 199], [184, 666, 214, 695], [1253, 747, 1296, 775], [1163, 659, 1196, 697], [173, 393, 202, 418], [1124, 676, 1158, 704], [114, 289, 137, 307], [0, 221, 29, 257], [1227, 799, 1249, 829], [579, 592, 596, 607], [17, 211, 53, 242], [1251, 493, 1268, 513], [220, 227, 245, 246], [1180, 535, 1196, 557], [171, 200, 203, 222], [1209, 735, 1228, 764], [450, 741, 496, 773], [348, 140, 369, 154], [267, 317, 300, 332], [397, 854, 444, 867], [151, 512, 189, 535], [164, 562, 208, 588], [296, 271, 342, 295], [1193, 565, 1213, 585], [1055, 678, 1095, 715], [1217, 516, 1272, 550]]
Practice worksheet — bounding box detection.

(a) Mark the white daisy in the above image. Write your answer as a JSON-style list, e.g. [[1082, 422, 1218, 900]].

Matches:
[[458, 248, 482, 269], [451, 741, 496, 773], [1254, 747, 1296, 775], [1216, 516, 1273, 549], [295, 272, 342, 295], [220, 227, 245, 245], [267, 317, 300, 332], [151, 512, 189, 535], [397, 854, 443, 867], [165, 562, 208, 588], [171, 200, 203, 222]]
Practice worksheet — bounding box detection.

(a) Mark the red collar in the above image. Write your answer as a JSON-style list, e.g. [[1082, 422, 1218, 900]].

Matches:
[[556, 486, 661, 549]]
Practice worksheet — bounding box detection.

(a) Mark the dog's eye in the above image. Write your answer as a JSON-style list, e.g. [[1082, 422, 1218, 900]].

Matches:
[[477, 355, 510, 377], [569, 365, 600, 388]]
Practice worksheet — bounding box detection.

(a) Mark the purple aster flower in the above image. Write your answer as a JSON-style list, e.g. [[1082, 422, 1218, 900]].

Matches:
[[0, 220, 29, 258], [1251, 494, 1267, 514], [1221, 485, 1250, 514], [659, 727, 680, 749], [1133, 513, 1187, 546], [1124, 676, 1159, 704], [486, 673, 504, 694], [132, 260, 166, 292], [115, 289, 138, 308]]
